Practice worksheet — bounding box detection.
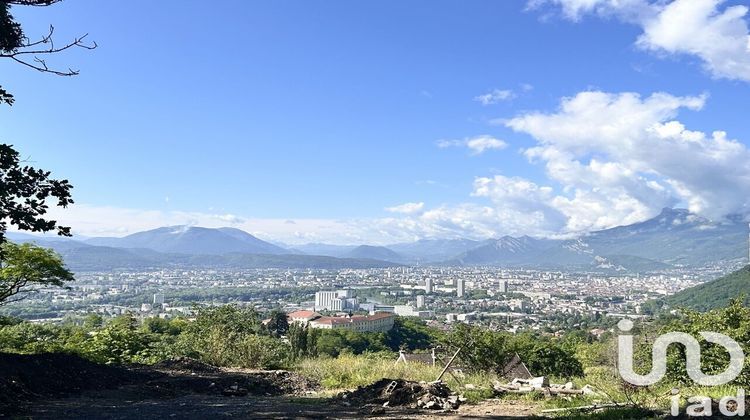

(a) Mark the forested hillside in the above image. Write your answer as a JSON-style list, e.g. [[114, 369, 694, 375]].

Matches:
[[662, 265, 750, 311]]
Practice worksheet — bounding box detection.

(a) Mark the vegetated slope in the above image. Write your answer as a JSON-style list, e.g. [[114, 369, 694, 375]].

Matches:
[[663, 265, 750, 311], [57, 245, 163, 271], [49, 244, 402, 271], [292, 243, 357, 257], [449, 236, 562, 266], [577, 208, 748, 267]]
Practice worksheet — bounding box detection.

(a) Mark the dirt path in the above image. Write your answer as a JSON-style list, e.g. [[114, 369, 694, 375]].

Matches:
[[17, 393, 544, 419]]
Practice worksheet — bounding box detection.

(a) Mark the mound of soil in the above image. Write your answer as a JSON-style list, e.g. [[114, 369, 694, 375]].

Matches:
[[136, 369, 319, 398], [152, 357, 221, 374], [147, 359, 318, 396], [0, 352, 142, 409], [0, 353, 321, 417], [338, 378, 461, 410], [249, 370, 320, 395]]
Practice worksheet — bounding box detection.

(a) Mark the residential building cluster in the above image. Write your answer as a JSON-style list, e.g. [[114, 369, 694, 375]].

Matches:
[[4, 263, 739, 334]]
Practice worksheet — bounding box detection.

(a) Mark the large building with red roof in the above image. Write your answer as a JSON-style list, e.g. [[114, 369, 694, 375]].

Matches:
[[305, 311, 395, 332]]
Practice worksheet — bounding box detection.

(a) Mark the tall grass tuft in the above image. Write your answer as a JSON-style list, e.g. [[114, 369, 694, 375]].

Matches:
[[294, 352, 501, 403]]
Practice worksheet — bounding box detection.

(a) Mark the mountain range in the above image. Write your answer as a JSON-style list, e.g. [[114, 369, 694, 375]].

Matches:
[[449, 208, 748, 271], [8, 208, 750, 272]]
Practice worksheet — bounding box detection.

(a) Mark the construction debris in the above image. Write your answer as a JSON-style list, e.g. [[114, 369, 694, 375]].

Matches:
[[338, 378, 462, 410], [500, 353, 533, 380], [493, 377, 599, 397]]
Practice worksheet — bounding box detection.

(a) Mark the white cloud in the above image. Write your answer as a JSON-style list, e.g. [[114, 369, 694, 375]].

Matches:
[[35, 91, 750, 244], [437, 135, 508, 155], [532, 0, 750, 82], [474, 89, 516, 105], [385, 202, 425, 214], [501, 90, 750, 231], [528, 0, 654, 22], [40, 202, 530, 245], [638, 0, 750, 81], [42, 204, 382, 245]]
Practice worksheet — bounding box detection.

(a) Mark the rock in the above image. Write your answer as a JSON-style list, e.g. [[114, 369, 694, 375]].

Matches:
[[221, 384, 248, 397], [582, 385, 598, 396], [529, 376, 549, 389]]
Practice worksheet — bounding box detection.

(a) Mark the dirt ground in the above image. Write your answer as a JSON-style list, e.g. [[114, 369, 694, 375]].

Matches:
[[13, 393, 544, 419], [1, 353, 547, 419]]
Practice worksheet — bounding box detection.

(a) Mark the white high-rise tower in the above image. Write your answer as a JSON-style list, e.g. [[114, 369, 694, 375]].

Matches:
[[456, 278, 465, 298], [425, 277, 433, 294]]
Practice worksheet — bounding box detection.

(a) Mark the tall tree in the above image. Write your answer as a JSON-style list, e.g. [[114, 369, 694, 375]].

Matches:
[[0, 241, 73, 305], [265, 309, 290, 337]]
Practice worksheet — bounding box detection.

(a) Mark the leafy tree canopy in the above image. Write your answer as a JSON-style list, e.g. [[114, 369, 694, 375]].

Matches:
[[0, 144, 74, 245], [0, 241, 73, 305]]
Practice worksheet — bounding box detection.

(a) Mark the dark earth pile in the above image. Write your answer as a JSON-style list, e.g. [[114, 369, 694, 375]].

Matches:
[[248, 370, 320, 395], [0, 352, 143, 411], [152, 356, 222, 374], [0, 353, 319, 416], [338, 378, 461, 410]]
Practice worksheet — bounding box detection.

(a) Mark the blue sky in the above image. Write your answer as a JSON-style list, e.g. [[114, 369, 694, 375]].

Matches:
[[2, 0, 750, 244]]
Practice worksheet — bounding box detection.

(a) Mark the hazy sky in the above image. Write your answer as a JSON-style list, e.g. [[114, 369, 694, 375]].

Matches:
[[2, 0, 749, 244]]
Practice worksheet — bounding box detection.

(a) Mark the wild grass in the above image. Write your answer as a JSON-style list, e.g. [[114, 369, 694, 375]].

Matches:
[[295, 353, 736, 415], [294, 352, 501, 403]]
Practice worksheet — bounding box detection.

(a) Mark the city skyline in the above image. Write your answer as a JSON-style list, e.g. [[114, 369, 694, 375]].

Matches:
[[2, 0, 750, 244]]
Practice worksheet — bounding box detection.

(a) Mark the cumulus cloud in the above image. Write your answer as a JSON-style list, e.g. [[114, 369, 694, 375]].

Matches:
[[501, 90, 750, 231], [371, 202, 561, 241], [437, 135, 508, 155], [385, 202, 425, 214], [474, 89, 516, 105], [531, 0, 750, 82], [38, 90, 750, 243], [638, 0, 750, 81], [40, 202, 526, 245]]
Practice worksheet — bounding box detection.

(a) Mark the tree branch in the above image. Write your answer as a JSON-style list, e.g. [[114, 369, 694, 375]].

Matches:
[[5, 1, 64, 6], [0, 25, 96, 76]]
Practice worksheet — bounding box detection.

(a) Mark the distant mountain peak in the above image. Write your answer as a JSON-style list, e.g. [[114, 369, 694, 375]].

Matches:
[[167, 225, 192, 234], [659, 207, 689, 216], [85, 226, 288, 256], [345, 245, 403, 262]]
